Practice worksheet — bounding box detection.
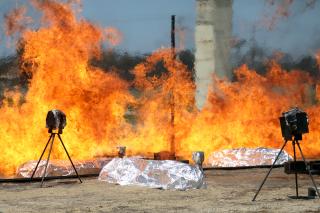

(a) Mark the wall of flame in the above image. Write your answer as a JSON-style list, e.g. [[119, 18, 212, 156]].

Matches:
[[1, 0, 320, 177]]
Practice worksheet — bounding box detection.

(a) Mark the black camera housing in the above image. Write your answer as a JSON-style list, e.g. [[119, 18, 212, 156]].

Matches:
[[46, 109, 66, 134], [279, 107, 308, 141]]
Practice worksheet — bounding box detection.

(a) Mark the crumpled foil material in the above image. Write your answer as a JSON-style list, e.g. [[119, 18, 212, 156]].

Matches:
[[16, 158, 112, 178], [208, 147, 292, 167], [99, 157, 205, 190]]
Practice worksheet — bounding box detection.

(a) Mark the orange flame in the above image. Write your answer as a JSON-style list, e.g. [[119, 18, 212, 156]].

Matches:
[[179, 62, 320, 160], [0, 0, 132, 176], [1, 0, 320, 177]]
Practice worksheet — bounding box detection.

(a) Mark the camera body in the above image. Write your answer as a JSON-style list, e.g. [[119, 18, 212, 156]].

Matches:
[[279, 107, 308, 141], [46, 109, 66, 134]]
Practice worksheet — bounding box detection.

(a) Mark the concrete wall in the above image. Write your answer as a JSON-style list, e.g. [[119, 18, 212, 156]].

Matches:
[[195, 0, 233, 109]]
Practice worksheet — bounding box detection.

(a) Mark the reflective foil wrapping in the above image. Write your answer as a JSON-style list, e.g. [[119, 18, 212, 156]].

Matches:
[[99, 157, 205, 190], [16, 158, 112, 178], [208, 147, 292, 167]]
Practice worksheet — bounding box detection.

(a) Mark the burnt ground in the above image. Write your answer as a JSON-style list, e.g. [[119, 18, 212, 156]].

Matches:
[[0, 168, 320, 212]]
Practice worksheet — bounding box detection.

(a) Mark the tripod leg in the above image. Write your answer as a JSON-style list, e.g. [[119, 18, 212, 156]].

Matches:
[[31, 134, 53, 179], [293, 141, 299, 197], [252, 140, 288, 201], [41, 133, 55, 187], [296, 141, 320, 198], [57, 134, 82, 183], [292, 140, 299, 197]]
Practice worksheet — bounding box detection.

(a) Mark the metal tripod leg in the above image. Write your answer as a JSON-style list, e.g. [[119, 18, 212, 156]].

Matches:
[[31, 134, 53, 180], [57, 134, 82, 183], [296, 141, 320, 198], [252, 139, 288, 201], [292, 140, 299, 197], [41, 133, 55, 187]]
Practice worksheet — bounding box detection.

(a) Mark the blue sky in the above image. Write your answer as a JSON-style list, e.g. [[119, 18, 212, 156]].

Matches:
[[0, 0, 319, 58], [81, 0, 196, 53]]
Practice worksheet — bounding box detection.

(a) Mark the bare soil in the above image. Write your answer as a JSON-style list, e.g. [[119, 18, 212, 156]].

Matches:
[[0, 168, 320, 212]]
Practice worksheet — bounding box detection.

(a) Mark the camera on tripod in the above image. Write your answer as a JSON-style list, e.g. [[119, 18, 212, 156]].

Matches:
[[31, 109, 82, 187], [253, 107, 319, 201], [279, 107, 309, 141]]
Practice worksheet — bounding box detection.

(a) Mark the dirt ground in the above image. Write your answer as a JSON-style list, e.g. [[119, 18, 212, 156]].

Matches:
[[0, 167, 320, 212]]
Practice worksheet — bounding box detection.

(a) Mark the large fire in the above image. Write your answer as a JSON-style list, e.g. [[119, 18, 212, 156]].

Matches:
[[1, 0, 320, 177]]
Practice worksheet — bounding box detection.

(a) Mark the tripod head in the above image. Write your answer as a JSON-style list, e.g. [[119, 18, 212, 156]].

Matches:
[[293, 133, 303, 142]]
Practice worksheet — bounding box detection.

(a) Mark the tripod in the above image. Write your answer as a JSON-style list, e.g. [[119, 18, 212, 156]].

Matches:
[[30, 131, 82, 187], [252, 136, 320, 201]]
